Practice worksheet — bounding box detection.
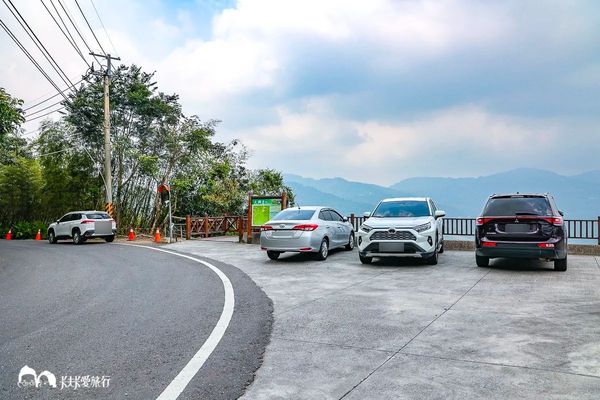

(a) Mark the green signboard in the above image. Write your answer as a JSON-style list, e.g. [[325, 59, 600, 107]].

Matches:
[[252, 198, 282, 226]]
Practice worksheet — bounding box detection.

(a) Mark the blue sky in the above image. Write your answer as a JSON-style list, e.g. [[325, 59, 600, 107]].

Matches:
[[2, 0, 600, 185]]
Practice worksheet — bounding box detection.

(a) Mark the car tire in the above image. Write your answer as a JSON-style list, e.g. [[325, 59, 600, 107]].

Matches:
[[72, 229, 83, 245], [345, 232, 355, 251], [425, 250, 438, 265], [359, 254, 373, 264], [438, 239, 444, 253], [476, 255, 489, 267], [554, 255, 567, 271], [267, 251, 280, 260], [316, 238, 329, 261], [48, 230, 57, 244], [105, 235, 115, 243]]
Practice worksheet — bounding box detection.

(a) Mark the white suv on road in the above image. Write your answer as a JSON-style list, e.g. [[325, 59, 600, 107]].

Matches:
[[48, 211, 117, 245], [357, 198, 445, 265]]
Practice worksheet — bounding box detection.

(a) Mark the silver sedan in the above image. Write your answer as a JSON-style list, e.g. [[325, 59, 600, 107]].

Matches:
[[260, 206, 355, 261]]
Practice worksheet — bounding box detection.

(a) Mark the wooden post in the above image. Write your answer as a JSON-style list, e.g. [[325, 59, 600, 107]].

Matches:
[[204, 213, 209, 238], [223, 213, 228, 233], [282, 191, 288, 210], [350, 213, 355, 230], [238, 216, 243, 242], [185, 215, 191, 240], [247, 194, 253, 244]]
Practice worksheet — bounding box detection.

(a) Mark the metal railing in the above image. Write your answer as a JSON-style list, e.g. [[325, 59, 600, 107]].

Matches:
[[346, 214, 600, 244]]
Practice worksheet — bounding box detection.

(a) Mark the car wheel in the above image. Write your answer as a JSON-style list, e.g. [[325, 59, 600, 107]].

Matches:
[[476, 255, 489, 267], [554, 255, 567, 271], [359, 253, 372, 264], [438, 239, 444, 253], [316, 238, 329, 261], [72, 229, 83, 245], [267, 251, 280, 260], [426, 249, 438, 265], [345, 232, 355, 250], [48, 230, 57, 244], [105, 235, 115, 243]]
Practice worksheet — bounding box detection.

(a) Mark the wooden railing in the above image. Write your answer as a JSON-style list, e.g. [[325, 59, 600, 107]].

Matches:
[[182, 215, 246, 241]]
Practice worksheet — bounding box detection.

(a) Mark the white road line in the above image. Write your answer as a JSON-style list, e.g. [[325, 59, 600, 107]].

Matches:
[[120, 244, 235, 400]]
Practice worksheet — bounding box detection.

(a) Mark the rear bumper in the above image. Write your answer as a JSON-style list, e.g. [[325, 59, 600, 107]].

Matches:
[[476, 240, 567, 259], [260, 231, 321, 253], [83, 229, 117, 238]]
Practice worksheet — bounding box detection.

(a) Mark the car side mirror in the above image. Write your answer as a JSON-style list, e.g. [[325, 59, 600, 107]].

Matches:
[[558, 210, 564, 216], [435, 210, 446, 219], [56, 220, 60, 224], [363, 212, 371, 218], [343, 217, 349, 222]]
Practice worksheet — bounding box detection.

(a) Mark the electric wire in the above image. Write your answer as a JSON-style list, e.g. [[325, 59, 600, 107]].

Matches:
[[25, 106, 66, 122], [23, 78, 85, 111], [54, 0, 101, 64], [74, 0, 106, 55], [40, 0, 90, 67], [2, 0, 75, 89], [0, 17, 69, 102], [25, 99, 64, 117], [89, 0, 117, 55]]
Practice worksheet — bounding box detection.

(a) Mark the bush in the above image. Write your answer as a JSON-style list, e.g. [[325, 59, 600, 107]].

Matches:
[[2, 220, 47, 239]]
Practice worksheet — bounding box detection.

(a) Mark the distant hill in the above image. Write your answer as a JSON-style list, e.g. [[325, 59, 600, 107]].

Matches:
[[284, 169, 600, 218]]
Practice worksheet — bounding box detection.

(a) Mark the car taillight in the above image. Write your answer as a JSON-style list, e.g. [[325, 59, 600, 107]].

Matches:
[[476, 217, 494, 226], [542, 217, 563, 226], [80, 220, 94, 224], [538, 243, 555, 248], [261, 225, 273, 231], [481, 241, 497, 247], [292, 224, 318, 231]]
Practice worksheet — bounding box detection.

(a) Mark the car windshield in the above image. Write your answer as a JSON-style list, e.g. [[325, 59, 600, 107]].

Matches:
[[85, 213, 111, 219], [271, 209, 315, 221], [483, 196, 552, 216], [371, 201, 430, 217]]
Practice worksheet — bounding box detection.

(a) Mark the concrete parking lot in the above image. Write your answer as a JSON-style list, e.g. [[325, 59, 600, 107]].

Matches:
[[169, 240, 600, 399]]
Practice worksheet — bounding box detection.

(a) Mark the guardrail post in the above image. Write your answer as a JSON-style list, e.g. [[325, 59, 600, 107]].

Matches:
[[204, 213, 209, 238], [597, 216, 600, 245], [185, 215, 191, 240], [350, 213, 355, 230]]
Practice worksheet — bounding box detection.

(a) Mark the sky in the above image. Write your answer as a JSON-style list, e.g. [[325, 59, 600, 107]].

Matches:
[[1, 0, 599, 185]]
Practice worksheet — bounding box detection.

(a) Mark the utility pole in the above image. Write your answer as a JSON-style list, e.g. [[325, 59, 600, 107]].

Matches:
[[91, 52, 120, 218]]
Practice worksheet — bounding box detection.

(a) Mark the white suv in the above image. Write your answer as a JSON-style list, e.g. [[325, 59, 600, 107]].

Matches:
[[357, 198, 445, 265], [48, 211, 117, 245]]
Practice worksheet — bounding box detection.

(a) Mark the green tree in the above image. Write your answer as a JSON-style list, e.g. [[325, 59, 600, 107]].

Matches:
[[0, 157, 43, 223], [0, 88, 26, 164]]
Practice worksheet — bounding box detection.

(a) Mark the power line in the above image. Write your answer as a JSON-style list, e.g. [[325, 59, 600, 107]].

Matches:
[[25, 99, 64, 117], [74, 0, 106, 55], [89, 0, 117, 55], [0, 17, 69, 102], [25, 106, 66, 122], [54, 0, 101, 65], [40, 0, 90, 68], [2, 0, 75, 89], [24, 77, 85, 111]]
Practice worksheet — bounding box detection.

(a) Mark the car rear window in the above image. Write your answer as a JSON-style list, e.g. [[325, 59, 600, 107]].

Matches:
[[85, 213, 111, 220], [272, 209, 315, 220], [483, 196, 552, 216], [372, 201, 430, 217]]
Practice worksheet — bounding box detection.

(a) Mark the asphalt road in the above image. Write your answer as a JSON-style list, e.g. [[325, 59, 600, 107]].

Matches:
[[0, 240, 272, 400]]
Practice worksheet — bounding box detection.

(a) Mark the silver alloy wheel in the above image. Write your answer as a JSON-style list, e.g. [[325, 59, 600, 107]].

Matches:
[[48, 231, 54, 244], [320, 240, 328, 258], [348, 233, 355, 249], [73, 231, 80, 244]]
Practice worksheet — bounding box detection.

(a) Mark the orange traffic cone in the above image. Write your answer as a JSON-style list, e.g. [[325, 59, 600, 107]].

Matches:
[[5, 228, 11, 240], [35, 229, 41, 241], [128, 228, 135, 241], [154, 228, 161, 243]]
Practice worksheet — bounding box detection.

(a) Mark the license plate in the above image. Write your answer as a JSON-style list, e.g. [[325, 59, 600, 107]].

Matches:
[[379, 242, 405, 253], [505, 224, 531, 233]]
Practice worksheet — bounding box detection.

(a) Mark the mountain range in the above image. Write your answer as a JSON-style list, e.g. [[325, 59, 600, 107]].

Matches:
[[284, 168, 600, 219]]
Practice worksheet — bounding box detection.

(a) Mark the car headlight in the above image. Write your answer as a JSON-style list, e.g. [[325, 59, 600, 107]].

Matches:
[[413, 222, 431, 233], [360, 224, 372, 233]]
